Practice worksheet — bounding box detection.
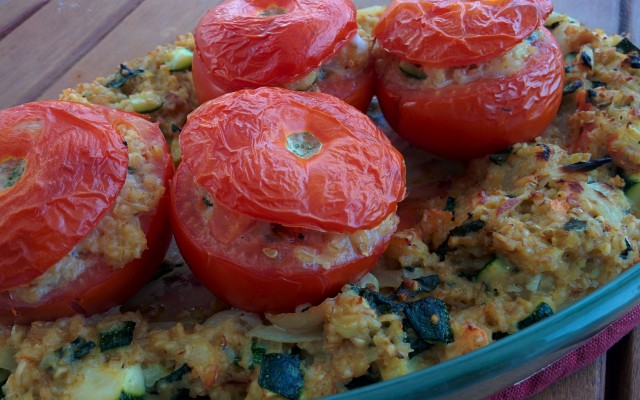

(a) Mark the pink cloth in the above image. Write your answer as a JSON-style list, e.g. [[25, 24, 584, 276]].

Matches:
[[489, 304, 640, 400]]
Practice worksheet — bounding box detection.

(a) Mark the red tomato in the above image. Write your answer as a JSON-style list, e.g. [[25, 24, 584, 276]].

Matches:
[[0, 101, 128, 290], [180, 87, 406, 232], [0, 103, 173, 324], [173, 87, 406, 312], [170, 163, 396, 313], [192, 0, 374, 110], [376, 27, 564, 160], [373, 0, 553, 67], [316, 63, 376, 113]]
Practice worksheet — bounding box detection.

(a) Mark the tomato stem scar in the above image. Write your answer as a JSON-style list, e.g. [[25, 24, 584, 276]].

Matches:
[[0, 158, 26, 190], [286, 131, 322, 159], [258, 6, 287, 16]]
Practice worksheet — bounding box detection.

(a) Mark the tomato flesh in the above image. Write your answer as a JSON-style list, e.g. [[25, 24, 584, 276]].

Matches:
[[170, 163, 397, 313], [0, 106, 173, 324], [376, 28, 564, 160]]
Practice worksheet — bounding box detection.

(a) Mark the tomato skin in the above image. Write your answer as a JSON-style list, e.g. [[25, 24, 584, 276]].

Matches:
[[181, 87, 406, 232], [194, 0, 357, 95], [0, 101, 128, 290], [316, 63, 376, 113], [170, 163, 391, 313], [373, 0, 552, 67], [193, 46, 376, 113], [376, 28, 564, 160], [192, 48, 230, 104], [0, 107, 174, 325]]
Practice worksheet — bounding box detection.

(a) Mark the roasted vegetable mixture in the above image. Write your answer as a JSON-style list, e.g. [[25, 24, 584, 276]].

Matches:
[[1, 9, 639, 400]]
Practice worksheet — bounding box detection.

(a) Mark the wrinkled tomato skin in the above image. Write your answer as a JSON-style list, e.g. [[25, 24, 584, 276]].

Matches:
[[194, 0, 356, 91], [181, 88, 406, 233], [376, 28, 563, 160], [0, 101, 129, 290], [192, 48, 228, 104], [373, 0, 552, 67], [0, 108, 174, 325], [317, 63, 376, 113], [169, 163, 389, 313]]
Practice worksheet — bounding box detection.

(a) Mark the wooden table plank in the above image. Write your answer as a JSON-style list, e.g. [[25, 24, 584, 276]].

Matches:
[[607, 329, 640, 400], [0, 0, 48, 40], [532, 355, 607, 400], [0, 0, 144, 110], [38, 0, 214, 102]]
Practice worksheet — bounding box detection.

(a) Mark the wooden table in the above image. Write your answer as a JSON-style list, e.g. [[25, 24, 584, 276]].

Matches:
[[0, 1, 638, 399]]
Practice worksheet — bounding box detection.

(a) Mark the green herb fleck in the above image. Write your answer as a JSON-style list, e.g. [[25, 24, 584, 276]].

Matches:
[[563, 80, 583, 95], [107, 64, 144, 88], [563, 217, 587, 232]]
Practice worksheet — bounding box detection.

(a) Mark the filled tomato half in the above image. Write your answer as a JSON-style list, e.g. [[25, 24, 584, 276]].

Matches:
[[192, 0, 375, 111], [0, 101, 173, 324], [171, 87, 406, 312], [373, 0, 563, 160]]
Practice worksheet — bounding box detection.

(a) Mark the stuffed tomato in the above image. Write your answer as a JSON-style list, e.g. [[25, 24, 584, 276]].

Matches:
[[170, 87, 406, 313], [192, 0, 376, 112], [373, 0, 564, 160], [0, 101, 173, 324]]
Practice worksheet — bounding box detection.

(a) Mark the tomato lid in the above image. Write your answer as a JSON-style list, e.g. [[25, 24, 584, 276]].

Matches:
[[373, 0, 553, 67], [180, 87, 406, 232], [194, 0, 357, 91], [0, 101, 128, 290]]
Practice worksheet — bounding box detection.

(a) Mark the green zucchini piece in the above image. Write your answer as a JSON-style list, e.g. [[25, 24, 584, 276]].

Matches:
[[622, 172, 640, 212], [167, 47, 193, 71], [345, 367, 381, 389], [477, 255, 510, 291], [67, 364, 145, 400], [55, 336, 96, 362], [403, 297, 454, 344], [616, 37, 640, 54], [444, 196, 456, 212], [258, 353, 304, 400], [0, 368, 9, 399], [489, 147, 513, 166], [360, 286, 404, 315], [99, 321, 136, 352], [399, 62, 427, 80], [119, 365, 146, 400], [251, 339, 267, 368], [517, 302, 554, 330], [152, 364, 191, 394], [129, 92, 163, 113], [491, 331, 510, 341], [404, 324, 433, 358], [450, 219, 485, 236]]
